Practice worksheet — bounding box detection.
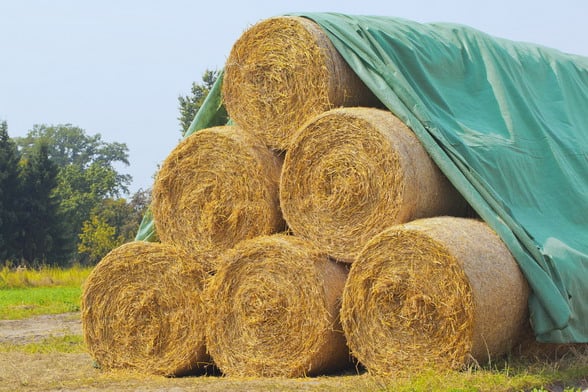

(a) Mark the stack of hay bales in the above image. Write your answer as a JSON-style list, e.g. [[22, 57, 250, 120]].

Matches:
[[81, 15, 533, 378]]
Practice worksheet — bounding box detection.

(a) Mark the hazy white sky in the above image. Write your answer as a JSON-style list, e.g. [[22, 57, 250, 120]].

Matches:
[[1, 0, 587, 194]]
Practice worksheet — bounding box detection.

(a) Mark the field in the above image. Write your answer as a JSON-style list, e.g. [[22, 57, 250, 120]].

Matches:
[[0, 266, 587, 392]]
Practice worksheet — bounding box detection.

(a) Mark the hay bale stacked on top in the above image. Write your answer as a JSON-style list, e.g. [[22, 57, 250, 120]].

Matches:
[[280, 107, 469, 263], [222, 16, 380, 150], [151, 125, 285, 272]]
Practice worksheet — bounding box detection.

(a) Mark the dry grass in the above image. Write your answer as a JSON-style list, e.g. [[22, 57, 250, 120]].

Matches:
[[205, 234, 351, 377], [223, 16, 378, 150], [280, 107, 468, 262], [0, 264, 91, 289], [81, 241, 210, 376], [341, 217, 530, 376], [151, 125, 284, 271]]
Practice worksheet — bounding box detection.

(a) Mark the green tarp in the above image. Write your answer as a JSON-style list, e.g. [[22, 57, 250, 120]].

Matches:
[[137, 13, 588, 342]]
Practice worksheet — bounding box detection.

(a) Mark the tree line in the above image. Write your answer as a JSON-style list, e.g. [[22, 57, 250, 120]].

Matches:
[[0, 70, 220, 267], [0, 121, 149, 267]]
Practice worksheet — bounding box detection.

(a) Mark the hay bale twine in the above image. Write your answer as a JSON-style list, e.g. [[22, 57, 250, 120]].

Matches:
[[222, 16, 379, 150], [280, 107, 468, 263], [81, 241, 210, 376], [205, 234, 350, 377], [151, 125, 284, 271], [340, 217, 530, 376]]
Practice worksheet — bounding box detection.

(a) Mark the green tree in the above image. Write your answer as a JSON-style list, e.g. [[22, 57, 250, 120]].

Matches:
[[123, 188, 152, 240], [15, 124, 130, 192], [57, 161, 121, 242], [77, 189, 151, 264], [178, 69, 227, 135], [16, 124, 129, 168], [0, 121, 21, 262], [17, 143, 73, 265], [78, 215, 120, 265], [15, 124, 131, 263]]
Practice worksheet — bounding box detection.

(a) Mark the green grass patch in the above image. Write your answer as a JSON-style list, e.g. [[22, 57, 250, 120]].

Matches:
[[0, 286, 82, 319], [373, 363, 588, 392], [0, 334, 85, 354], [0, 265, 90, 319]]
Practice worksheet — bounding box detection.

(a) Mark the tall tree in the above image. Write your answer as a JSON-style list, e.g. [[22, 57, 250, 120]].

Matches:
[[0, 121, 21, 262], [14, 124, 131, 262], [17, 143, 72, 265], [15, 124, 130, 190], [178, 69, 227, 135]]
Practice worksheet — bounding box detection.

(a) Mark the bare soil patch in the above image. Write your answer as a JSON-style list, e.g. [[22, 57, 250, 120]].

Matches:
[[0, 351, 373, 392], [0, 313, 372, 391], [0, 313, 81, 345]]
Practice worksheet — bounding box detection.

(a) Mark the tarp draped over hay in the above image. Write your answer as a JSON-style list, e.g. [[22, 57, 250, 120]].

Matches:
[[136, 13, 588, 342], [295, 13, 588, 343]]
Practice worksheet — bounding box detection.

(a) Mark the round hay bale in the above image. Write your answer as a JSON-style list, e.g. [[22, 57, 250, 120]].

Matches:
[[205, 234, 350, 377], [280, 107, 468, 263], [222, 16, 379, 150], [151, 125, 285, 271], [340, 217, 530, 376], [81, 241, 210, 376]]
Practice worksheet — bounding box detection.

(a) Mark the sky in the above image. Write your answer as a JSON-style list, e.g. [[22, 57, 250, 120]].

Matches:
[[1, 0, 587, 195]]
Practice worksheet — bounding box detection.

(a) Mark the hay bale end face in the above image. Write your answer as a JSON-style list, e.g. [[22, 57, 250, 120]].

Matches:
[[81, 241, 210, 376], [280, 107, 468, 262], [340, 217, 529, 376], [223, 16, 379, 150], [205, 234, 351, 377], [151, 125, 285, 271]]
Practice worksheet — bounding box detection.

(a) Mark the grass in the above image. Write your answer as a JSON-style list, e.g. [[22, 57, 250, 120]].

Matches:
[[0, 264, 92, 319], [0, 335, 85, 354], [0, 286, 82, 319]]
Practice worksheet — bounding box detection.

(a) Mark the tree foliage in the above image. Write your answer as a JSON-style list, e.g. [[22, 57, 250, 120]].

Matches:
[[17, 142, 73, 265], [77, 192, 150, 265], [78, 215, 120, 265], [57, 161, 121, 240], [177, 69, 227, 135], [16, 124, 129, 168], [15, 124, 131, 195], [12, 124, 133, 264], [0, 121, 22, 261]]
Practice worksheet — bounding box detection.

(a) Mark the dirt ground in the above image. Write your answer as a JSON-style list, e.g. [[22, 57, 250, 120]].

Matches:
[[0, 314, 587, 392], [0, 313, 81, 345], [0, 313, 377, 392]]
